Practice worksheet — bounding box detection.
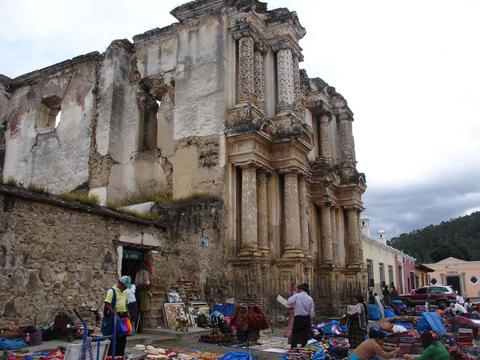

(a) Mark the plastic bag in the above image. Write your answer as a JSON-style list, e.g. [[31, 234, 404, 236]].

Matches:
[[220, 352, 254, 360], [368, 304, 381, 320], [0, 337, 26, 350], [117, 317, 132, 336]]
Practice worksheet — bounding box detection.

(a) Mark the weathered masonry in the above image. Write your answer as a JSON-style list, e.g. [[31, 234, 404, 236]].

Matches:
[[0, 0, 366, 319]]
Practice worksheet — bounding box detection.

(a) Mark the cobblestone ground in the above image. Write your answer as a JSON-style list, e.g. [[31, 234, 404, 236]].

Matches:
[[146, 333, 287, 360]]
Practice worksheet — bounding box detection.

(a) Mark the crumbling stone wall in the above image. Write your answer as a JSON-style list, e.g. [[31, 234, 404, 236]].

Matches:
[[0, 187, 226, 328], [146, 200, 228, 326], [3, 55, 98, 192], [0, 77, 9, 177]]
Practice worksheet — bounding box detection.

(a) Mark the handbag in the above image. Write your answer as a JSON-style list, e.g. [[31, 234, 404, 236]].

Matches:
[[101, 288, 117, 336], [117, 317, 132, 336]]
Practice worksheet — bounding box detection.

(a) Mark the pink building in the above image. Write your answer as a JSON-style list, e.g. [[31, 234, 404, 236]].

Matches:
[[395, 252, 416, 294]]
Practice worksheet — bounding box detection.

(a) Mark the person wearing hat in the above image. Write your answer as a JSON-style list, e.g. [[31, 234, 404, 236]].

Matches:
[[287, 283, 315, 349], [104, 275, 132, 356]]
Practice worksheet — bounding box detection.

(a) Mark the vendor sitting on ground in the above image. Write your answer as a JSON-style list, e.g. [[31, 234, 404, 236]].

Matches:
[[435, 304, 446, 318], [345, 295, 368, 349], [450, 301, 468, 315], [348, 327, 400, 360], [404, 331, 450, 360], [464, 298, 473, 312]]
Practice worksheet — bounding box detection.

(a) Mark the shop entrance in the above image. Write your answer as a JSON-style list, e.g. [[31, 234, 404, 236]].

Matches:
[[446, 275, 461, 294], [122, 247, 147, 282]]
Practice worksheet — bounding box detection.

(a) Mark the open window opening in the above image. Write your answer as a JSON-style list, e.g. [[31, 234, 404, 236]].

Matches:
[[138, 94, 159, 152], [37, 95, 62, 133], [55, 110, 62, 129]]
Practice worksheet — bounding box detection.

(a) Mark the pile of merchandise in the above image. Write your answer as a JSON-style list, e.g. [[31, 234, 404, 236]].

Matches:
[[133, 345, 222, 360]]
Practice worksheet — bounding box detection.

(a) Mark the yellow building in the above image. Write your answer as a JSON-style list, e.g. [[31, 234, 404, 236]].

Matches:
[[426, 257, 480, 301], [362, 235, 399, 294]]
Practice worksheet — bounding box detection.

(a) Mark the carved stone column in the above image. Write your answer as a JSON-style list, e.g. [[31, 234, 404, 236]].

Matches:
[[298, 176, 309, 254], [338, 115, 356, 165], [321, 205, 333, 263], [319, 114, 332, 162], [254, 50, 265, 111], [284, 172, 303, 257], [257, 170, 269, 252], [347, 208, 360, 264], [331, 207, 338, 263], [240, 165, 258, 256], [238, 36, 255, 103], [276, 48, 295, 113], [356, 209, 364, 261], [292, 54, 301, 106]]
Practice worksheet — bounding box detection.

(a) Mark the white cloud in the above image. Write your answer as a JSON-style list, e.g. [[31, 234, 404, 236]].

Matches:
[[0, 0, 478, 236]]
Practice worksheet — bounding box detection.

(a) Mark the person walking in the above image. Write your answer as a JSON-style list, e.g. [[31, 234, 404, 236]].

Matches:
[[103, 276, 131, 356], [126, 281, 138, 333], [287, 283, 315, 349], [382, 286, 391, 306]]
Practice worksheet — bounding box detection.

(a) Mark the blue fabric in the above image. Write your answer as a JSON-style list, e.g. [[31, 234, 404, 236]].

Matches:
[[213, 304, 235, 316], [384, 307, 395, 318], [0, 337, 26, 350], [348, 353, 360, 360], [417, 312, 446, 336], [368, 304, 381, 320], [221, 352, 254, 360]]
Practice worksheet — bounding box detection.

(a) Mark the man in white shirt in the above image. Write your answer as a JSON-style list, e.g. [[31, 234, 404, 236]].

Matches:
[[287, 283, 315, 349], [455, 291, 465, 306], [451, 302, 467, 315]]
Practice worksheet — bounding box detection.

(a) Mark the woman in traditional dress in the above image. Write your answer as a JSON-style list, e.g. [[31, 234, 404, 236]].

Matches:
[[346, 295, 368, 349]]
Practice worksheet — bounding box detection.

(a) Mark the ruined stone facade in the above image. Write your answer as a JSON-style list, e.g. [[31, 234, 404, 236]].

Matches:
[[0, 0, 366, 320]]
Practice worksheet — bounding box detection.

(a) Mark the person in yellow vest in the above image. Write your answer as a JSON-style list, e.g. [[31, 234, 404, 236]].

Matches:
[[104, 276, 131, 356]]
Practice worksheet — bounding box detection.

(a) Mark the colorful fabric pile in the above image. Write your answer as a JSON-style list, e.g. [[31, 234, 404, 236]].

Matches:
[[456, 328, 474, 347], [282, 346, 332, 360]]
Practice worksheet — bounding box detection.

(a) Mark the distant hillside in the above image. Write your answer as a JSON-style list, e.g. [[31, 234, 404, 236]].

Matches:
[[388, 211, 480, 263]]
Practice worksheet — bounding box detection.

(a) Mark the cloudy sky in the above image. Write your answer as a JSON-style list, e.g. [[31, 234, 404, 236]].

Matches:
[[1, 0, 479, 238]]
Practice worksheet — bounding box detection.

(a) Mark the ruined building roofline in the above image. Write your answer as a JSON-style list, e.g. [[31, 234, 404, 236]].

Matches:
[[301, 69, 354, 118], [171, 0, 226, 20], [264, 7, 306, 38], [171, 0, 267, 20], [132, 23, 179, 44], [6, 51, 101, 91], [0, 74, 11, 86]]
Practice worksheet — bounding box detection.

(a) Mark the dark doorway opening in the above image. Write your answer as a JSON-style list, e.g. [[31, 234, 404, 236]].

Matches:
[[122, 247, 146, 282], [446, 275, 461, 294]]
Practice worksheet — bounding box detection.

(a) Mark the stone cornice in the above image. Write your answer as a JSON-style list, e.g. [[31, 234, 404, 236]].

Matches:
[[270, 37, 303, 60], [264, 8, 306, 39], [171, 0, 235, 21], [302, 74, 354, 118], [132, 23, 179, 44], [228, 17, 268, 52]]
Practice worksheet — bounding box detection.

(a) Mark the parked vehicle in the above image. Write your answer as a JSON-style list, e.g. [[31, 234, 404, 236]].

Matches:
[[397, 285, 456, 307]]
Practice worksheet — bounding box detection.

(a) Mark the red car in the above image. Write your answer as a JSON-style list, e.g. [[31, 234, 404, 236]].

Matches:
[[397, 285, 456, 307]]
